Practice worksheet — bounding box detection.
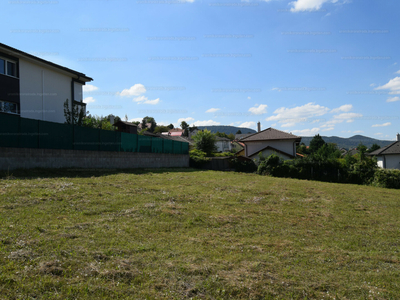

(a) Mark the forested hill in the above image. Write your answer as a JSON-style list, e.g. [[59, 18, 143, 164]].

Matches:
[[197, 126, 256, 135], [300, 135, 393, 149]]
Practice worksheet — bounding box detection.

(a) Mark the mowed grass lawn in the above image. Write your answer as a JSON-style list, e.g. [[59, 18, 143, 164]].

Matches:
[[0, 168, 399, 300]]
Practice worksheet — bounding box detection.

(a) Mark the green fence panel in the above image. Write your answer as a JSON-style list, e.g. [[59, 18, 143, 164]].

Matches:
[[74, 126, 100, 151], [182, 142, 189, 154], [39, 120, 73, 150], [163, 139, 173, 154], [0, 113, 20, 148], [100, 130, 120, 152], [173, 141, 182, 154], [120, 132, 137, 152], [19, 118, 39, 148], [151, 138, 163, 153], [138, 135, 152, 153]]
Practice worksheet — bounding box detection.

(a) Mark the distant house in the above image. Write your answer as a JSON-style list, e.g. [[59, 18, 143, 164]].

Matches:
[[240, 127, 301, 163], [0, 42, 92, 124], [162, 135, 194, 149], [112, 121, 138, 134], [215, 136, 232, 152], [168, 128, 184, 136], [367, 134, 400, 169]]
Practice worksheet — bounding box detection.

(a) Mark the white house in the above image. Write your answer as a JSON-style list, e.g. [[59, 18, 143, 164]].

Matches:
[[240, 127, 301, 164], [367, 134, 400, 170], [215, 136, 232, 152], [0, 43, 92, 124]]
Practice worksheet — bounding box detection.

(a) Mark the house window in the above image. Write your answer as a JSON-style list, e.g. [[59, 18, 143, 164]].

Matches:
[[0, 57, 18, 78], [0, 100, 18, 114], [7, 61, 16, 77], [0, 59, 4, 75]]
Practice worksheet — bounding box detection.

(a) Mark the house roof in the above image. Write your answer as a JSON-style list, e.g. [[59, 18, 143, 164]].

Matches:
[[112, 121, 138, 127], [0, 43, 93, 82], [248, 145, 296, 159], [235, 133, 252, 140], [161, 135, 194, 145], [241, 128, 301, 142], [367, 141, 400, 156], [170, 132, 183, 136], [169, 128, 184, 133], [216, 136, 230, 141]]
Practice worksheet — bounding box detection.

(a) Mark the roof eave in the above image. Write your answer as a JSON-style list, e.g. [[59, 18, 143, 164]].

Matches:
[[0, 43, 93, 82]]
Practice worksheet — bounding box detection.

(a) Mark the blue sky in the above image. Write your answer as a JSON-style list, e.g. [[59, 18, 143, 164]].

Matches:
[[3, 0, 400, 139]]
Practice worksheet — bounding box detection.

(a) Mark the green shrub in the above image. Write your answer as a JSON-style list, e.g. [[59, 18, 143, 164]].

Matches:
[[257, 154, 282, 175], [372, 169, 400, 189], [189, 149, 210, 168], [230, 158, 257, 173]]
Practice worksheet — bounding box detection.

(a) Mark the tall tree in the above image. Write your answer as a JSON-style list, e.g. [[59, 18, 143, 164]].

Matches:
[[309, 134, 326, 153], [367, 143, 381, 153], [180, 121, 189, 130], [141, 116, 157, 133], [192, 129, 217, 155]]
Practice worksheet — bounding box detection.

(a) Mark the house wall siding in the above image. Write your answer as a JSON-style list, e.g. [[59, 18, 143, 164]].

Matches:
[[245, 140, 295, 157], [381, 155, 400, 170], [19, 59, 78, 124]]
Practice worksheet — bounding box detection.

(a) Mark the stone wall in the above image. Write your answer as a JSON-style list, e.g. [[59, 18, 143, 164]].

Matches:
[[0, 147, 189, 170]]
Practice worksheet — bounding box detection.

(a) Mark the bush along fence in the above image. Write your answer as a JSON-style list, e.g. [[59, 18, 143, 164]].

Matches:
[[0, 113, 189, 155], [255, 154, 400, 190]]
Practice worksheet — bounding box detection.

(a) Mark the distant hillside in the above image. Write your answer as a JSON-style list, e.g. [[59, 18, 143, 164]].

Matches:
[[197, 125, 256, 135], [300, 135, 393, 150]]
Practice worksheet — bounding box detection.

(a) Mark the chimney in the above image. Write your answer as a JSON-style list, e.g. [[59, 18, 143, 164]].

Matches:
[[397, 133, 400, 142], [109, 115, 115, 125], [257, 122, 261, 132]]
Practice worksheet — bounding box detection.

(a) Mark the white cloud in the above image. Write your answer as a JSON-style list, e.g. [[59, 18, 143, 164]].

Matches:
[[321, 119, 343, 128], [281, 122, 296, 128], [83, 84, 98, 92], [370, 83, 376, 87], [247, 97, 251, 100], [353, 130, 364, 134], [333, 112, 362, 123], [206, 108, 220, 113], [133, 96, 160, 105], [290, 0, 332, 12], [119, 84, 146, 97], [331, 104, 352, 113], [266, 102, 329, 124], [144, 98, 160, 105], [238, 121, 256, 128], [387, 96, 400, 102], [396, 70, 400, 74], [372, 122, 391, 127], [375, 77, 400, 95], [374, 133, 383, 136], [83, 97, 95, 104], [178, 117, 195, 123], [129, 118, 142, 123], [322, 127, 334, 132], [249, 104, 268, 115], [192, 120, 221, 126], [291, 128, 320, 136]]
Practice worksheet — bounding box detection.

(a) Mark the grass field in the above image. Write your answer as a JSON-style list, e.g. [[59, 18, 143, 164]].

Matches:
[[0, 168, 399, 299]]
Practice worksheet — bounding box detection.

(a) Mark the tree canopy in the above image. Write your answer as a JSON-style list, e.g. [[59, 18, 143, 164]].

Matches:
[[192, 129, 217, 155], [309, 134, 326, 153]]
